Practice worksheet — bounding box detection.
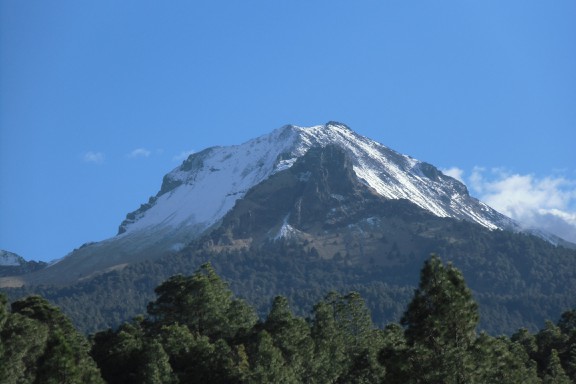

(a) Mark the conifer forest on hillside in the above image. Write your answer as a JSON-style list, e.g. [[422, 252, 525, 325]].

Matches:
[[2, 256, 576, 383]]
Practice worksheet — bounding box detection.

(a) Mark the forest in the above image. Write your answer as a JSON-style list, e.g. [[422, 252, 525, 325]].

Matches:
[[1, 256, 575, 383]]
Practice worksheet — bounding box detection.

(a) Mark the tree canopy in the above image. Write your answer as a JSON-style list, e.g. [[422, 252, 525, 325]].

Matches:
[[2, 256, 575, 383]]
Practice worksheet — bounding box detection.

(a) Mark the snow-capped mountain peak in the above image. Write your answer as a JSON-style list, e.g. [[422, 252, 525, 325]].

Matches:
[[0, 122, 530, 287], [118, 122, 514, 238]]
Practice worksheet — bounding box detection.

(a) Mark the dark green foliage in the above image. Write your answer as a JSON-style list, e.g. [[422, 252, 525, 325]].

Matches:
[[310, 296, 348, 382], [512, 312, 576, 382], [91, 266, 255, 384], [262, 296, 314, 381], [248, 330, 296, 383], [86, 258, 567, 383], [88, 265, 392, 383], [139, 339, 176, 384], [3, 258, 576, 383], [1, 312, 49, 382], [397, 256, 477, 383], [377, 323, 408, 383], [90, 318, 146, 383], [470, 333, 540, 383], [558, 310, 576, 335], [402, 255, 478, 344], [147, 263, 257, 341], [312, 291, 386, 383], [543, 349, 571, 384], [0, 293, 103, 383], [400, 255, 479, 383]]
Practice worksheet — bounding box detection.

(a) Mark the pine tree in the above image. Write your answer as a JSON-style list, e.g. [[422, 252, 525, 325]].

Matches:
[[147, 263, 256, 340], [263, 296, 314, 382], [535, 321, 569, 377], [377, 323, 408, 384], [0, 313, 49, 383], [0, 293, 7, 328], [0, 293, 7, 381], [470, 333, 540, 383], [248, 330, 296, 384], [310, 291, 385, 383], [562, 345, 576, 382], [139, 339, 176, 384], [558, 309, 576, 336], [90, 318, 146, 383], [557, 310, 576, 381], [156, 323, 196, 381], [310, 297, 347, 383], [334, 292, 375, 353], [543, 349, 571, 384], [401, 255, 479, 383], [10, 296, 103, 384]]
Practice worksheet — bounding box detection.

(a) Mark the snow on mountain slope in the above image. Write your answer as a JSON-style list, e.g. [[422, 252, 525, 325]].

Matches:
[[118, 126, 301, 235], [0, 250, 22, 266], [119, 122, 515, 238], [283, 123, 516, 230]]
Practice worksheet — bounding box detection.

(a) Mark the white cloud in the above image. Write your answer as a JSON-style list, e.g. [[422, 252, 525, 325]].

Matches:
[[127, 148, 151, 158], [173, 150, 195, 162], [467, 168, 576, 243], [441, 167, 465, 183], [83, 151, 105, 164]]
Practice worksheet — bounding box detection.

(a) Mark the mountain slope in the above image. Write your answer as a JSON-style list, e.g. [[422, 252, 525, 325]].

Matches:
[[7, 189, 576, 335], [205, 144, 449, 262]]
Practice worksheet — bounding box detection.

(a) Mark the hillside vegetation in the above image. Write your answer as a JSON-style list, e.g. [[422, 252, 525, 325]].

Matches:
[[6, 221, 576, 337], [2, 256, 575, 383]]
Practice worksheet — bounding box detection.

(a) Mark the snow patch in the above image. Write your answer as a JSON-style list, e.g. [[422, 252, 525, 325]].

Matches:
[[365, 217, 379, 226], [275, 158, 297, 172], [0, 250, 21, 266], [331, 194, 345, 202], [273, 215, 301, 241]]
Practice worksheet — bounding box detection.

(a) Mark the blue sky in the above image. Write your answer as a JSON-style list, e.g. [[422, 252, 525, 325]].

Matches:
[[1, 1, 575, 262]]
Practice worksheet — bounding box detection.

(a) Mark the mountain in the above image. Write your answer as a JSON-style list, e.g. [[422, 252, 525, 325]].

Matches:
[[0, 122, 527, 287], [2, 122, 575, 335], [0, 250, 47, 277]]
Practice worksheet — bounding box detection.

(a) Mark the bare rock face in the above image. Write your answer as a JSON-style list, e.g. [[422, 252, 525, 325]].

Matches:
[[205, 145, 449, 265], [207, 145, 372, 242]]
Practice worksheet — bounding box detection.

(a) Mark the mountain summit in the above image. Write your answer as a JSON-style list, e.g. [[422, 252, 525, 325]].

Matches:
[[1, 122, 521, 286], [121, 122, 515, 236]]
